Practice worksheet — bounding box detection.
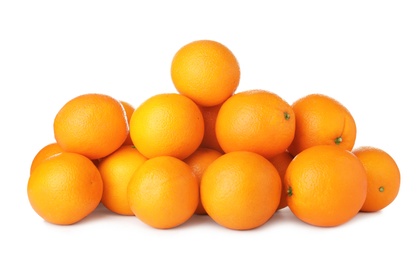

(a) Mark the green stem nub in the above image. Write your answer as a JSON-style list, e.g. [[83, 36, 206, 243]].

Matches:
[[334, 137, 343, 145], [287, 187, 293, 197], [379, 186, 385, 192], [284, 112, 290, 120]]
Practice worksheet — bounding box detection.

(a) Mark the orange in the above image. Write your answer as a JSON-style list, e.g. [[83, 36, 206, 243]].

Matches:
[[285, 145, 367, 227], [171, 39, 240, 107], [127, 156, 199, 229], [198, 103, 224, 153], [53, 93, 129, 160], [27, 152, 103, 225], [97, 145, 147, 215], [287, 93, 357, 157], [269, 150, 294, 210], [120, 100, 135, 146], [129, 93, 204, 159], [216, 89, 295, 159], [200, 151, 281, 230], [183, 147, 223, 215], [352, 146, 401, 212], [30, 142, 64, 174]]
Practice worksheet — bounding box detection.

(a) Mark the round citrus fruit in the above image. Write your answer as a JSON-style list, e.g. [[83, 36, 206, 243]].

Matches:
[[352, 146, 401, 212], [129, 93, 204, 159], [216, 89, 295, 159], [27, 152, 103, 225], [287, 93, 357, 157], [183, 147, 223, 215], [285, 145, 367, 227], [200, 151, 281, 230], [127, 156, 199, 229], [171, 39, 240, 107], [53, 93, 129, 160], [97, 145, 147, 215]]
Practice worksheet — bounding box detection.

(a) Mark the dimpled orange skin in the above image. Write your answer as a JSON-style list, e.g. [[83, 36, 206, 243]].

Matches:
[[216, 89, 295, 159], [129, 93, 204, 160], [269, 151, 294, 210], [287, 93, 357, 157], [352, 146, 401, 212], [97, 145, 147, 215], [120, 100, 136, 146], [27, 152, 103, 225], [30, 142, 64, 174], [53, 93, 129, 160], [171, 39, 240, 107], [285, 145, 367, 227], [183, 147, 223, 215], [200, 151, 281, 230], [198, 104, 224, 153], [127, 156, 199, 229]]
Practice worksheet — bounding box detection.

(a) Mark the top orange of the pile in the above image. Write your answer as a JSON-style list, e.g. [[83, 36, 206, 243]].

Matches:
[[171, 39, 241, 107]]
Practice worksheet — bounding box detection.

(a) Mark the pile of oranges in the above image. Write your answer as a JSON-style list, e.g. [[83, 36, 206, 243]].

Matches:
[[27, 40, 401, 230]]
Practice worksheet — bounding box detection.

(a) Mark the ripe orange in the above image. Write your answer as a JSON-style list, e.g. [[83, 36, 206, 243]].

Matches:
[[216, 89, 295, 159], [120, 100, 135, 146], [27, 152, 103, 225], [200, 151, 281, 230], [183, 147, 223, 215], [129, 93, 204, 159], [287, 93, 357, 157], [269, 150, 294, 210], [352, 146, 401, 212], [198, 104, 224, 153], [30, 142, 64, 174], [53, 93, 129, 160], [97, 145, 147, 215], [285, 145, 367, 227], [127, 156, 199, 229], [171, 39, 240, 107]]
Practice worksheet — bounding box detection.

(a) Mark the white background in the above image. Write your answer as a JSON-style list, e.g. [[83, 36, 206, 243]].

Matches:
[[1, 0, 418, 259]]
